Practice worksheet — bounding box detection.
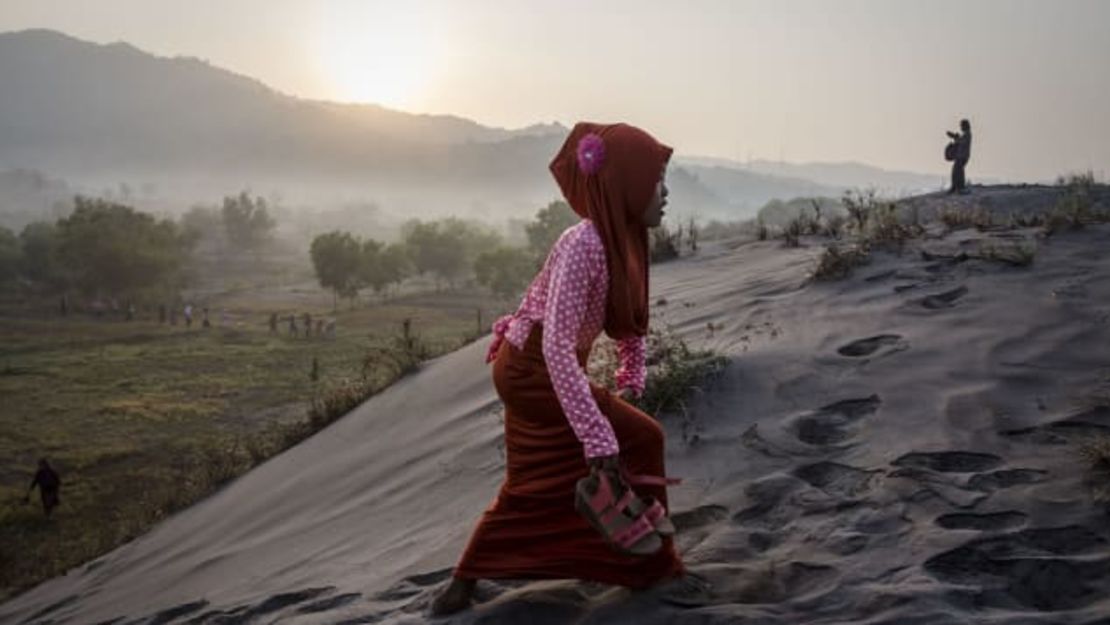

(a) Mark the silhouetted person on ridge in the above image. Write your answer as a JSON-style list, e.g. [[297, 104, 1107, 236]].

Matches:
[[946, 118, 972, 194], [25, 458, 61, 518]]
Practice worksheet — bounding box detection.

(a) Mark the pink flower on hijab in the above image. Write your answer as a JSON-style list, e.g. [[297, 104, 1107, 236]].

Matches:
[[576, 133, 606, 175]]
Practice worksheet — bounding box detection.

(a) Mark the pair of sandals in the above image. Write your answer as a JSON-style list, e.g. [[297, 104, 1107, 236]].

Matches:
[[574, 464, 678, 556]]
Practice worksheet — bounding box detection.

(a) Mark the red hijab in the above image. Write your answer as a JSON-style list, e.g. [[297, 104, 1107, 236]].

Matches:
[[549, 122, 673, 340]]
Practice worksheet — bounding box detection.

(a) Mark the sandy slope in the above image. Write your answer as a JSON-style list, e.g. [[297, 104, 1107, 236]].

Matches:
[[3, 186, 1110, 624]]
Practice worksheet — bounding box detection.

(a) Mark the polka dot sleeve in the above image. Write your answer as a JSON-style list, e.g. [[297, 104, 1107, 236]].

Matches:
[[540, 236, 620, 459], [615, 335, 647, 398]]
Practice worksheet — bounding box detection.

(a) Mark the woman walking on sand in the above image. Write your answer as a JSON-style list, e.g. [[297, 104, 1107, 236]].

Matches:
[[432, 122, 709, 615]]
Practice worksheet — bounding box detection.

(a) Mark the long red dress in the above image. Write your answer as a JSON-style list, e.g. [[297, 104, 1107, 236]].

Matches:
[[453, 324, 684, 587]]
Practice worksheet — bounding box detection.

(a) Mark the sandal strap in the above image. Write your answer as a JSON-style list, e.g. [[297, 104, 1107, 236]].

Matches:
[[600, 489, 637, 527], [641, 498, 667, 523], [587, 471, 616, 513], [612, 513, 657, 549], [620, 466, 682, 487]]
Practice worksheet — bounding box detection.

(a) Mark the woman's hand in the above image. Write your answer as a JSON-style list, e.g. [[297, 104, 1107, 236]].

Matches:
[[588, 454, 620, 474]]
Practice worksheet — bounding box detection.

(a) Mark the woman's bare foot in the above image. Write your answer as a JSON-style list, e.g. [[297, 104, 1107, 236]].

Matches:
[[430, 578, 477, 616]]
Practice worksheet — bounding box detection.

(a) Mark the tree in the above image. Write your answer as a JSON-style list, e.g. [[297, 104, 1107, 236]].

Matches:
[[55, 196, 194, 297], [310, 231, 362, 310], [401, 220, 468, 289], [0, 226, 20, 287], [221, 192, 276, 252], [379, 243, 411, 296], [439, 217, 503, 266], [180, 205, 222, 246], [474, 246, 534, 300], [525, 200, 577, 264], [18, 221, 60, 287], [359, 239, 390, 297]]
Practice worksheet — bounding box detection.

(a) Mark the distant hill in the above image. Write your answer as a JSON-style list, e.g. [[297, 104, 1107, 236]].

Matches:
[[679, 156, 944, 197], [0, 29, 894, 224]]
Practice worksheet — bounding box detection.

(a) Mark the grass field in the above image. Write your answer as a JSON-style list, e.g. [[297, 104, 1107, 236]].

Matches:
[[0, 281, 508, 602]]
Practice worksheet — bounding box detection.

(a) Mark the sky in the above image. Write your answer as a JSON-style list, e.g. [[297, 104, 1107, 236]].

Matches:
[[2, 0, 1108, 181]]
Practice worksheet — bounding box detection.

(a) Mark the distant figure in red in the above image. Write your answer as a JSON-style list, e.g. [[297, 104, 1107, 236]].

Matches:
[[432, 123, 707, 615], [25, 458, 61, 518]]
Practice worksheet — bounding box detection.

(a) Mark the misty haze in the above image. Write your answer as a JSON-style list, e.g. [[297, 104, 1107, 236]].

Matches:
[[1, 2, 1109, 624]]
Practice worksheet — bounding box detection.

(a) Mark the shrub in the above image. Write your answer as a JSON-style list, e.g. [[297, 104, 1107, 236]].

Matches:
[[821, 215, 846, 239], [587, 326, 727, 444], [781, 217, 804, 248], [650, 224, 681, 263], [869, 202, 915, 249], [977, 242, 1036, 267], [843, 189, 877, 234], [811, 243, 871, 281]]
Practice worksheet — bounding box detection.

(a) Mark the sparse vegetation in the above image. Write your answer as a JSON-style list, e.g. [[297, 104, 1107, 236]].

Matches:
[[650, 224, 681, 262], [587, 325, 727, 445], [781, 216, 804, 248], [868, 201, 917, 249], [822, 214, 846, 239], [843, 189, 875, 234], [976, 241, 1036, 267], [0, 292, 491, 602], [811, 242, 871, 281]]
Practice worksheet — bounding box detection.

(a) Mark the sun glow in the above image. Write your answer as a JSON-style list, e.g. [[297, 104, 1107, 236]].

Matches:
[[313, 5, 443, 110]]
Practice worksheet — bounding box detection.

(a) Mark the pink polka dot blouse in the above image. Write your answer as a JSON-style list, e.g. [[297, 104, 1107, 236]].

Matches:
[[486, 220, 646, 458]]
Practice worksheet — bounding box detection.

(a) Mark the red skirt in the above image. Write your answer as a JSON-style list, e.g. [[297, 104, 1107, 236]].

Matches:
[[453, 324, 684, 587]]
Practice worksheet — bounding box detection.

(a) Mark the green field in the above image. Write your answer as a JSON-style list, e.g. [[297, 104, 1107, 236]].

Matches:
[[0, 284, 505, 602]]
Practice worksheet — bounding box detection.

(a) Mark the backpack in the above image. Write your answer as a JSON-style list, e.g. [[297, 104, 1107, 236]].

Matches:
[[944, 141, 957, 162]]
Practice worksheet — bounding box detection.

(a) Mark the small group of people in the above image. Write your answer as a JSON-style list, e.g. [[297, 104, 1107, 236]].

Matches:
[[79, 297, 136, 321], [270, 311, 335, 338]]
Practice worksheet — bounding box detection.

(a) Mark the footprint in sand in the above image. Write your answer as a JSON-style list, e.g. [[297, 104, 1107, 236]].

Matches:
[[178, 587, 335, 624], [143, 600, 210, 624], [374, 568, 455, 602], [967, 468, 1048, 491], [793, 462, 881, 499], [892, 451, 1002, 473], [863, 269, 897, 282], [1002, 406, 1110, 445], [693, 561, 839, 606], [924, 525, 1109, 611], [837, 335, 905, 357], [935, 511, 1028, 531], [732, 475, 805, 525], [24, 595, 81, 623], [672, 504, 730, 532], [792, 395, 881, 446], [921, 285, 968, 309], [296, 593, 363, 615]]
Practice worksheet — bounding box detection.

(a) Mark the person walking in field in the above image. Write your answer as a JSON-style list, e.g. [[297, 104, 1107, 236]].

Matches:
[[25, 458, 62, 518]]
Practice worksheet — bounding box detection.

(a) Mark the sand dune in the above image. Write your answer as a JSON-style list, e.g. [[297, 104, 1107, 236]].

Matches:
[[2, 186, 1109, 624]]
